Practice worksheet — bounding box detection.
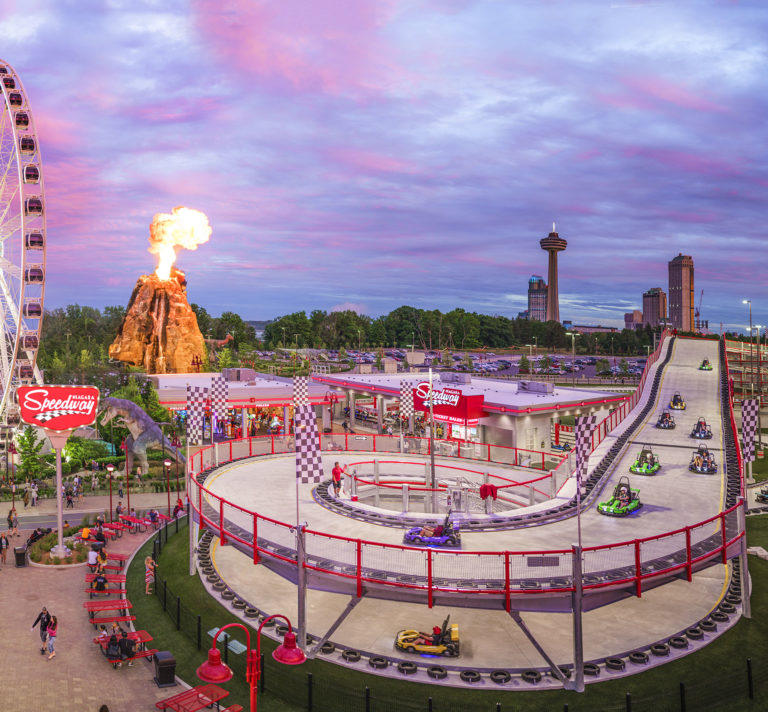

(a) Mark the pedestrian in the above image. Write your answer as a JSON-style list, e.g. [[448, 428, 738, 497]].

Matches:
[[118, 480, 123, 499], [136, 465, 142, 483], [0, 532, 9, 565], [115, 501, 124, 521], [91, 474, 98, 491], [31, 484, 38, 507], [11, 509, 19, 537], [65, 490, 74, 509], [6, 508, 12, 535], [46, 615, 58, 659], [145, 555, 156, 595], [31, 606, 52, 654], [331, 462, 347, 497], [23, 488, 29, 509]]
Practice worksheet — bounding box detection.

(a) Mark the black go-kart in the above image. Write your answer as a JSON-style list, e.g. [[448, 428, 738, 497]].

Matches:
[[656, 411, 676, 430], [691, 417, 713, 440], [689, 444, 717, 474]]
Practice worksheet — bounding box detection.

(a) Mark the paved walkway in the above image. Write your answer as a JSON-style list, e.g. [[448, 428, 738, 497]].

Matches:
[[0, 492, 182, 712]]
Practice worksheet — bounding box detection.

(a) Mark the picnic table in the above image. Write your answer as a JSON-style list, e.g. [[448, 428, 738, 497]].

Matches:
[[83, 598, 132, 618], [85, 573, 126, 584], [119, 514, 151, 533], [94, 629, 153, 651], [155, 684, 230, 712]]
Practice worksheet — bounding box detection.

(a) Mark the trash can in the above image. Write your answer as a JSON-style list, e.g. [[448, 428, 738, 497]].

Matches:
[[153, 651, 177, 688], [14, 546, 27, 567]]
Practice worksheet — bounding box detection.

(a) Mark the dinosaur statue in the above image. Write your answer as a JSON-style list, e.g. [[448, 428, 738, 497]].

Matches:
[[98, 396, 185, 475]]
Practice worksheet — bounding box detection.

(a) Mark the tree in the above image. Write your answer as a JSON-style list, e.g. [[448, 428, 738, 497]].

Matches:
[[218, 348, 237, 369], [375, 347, 384, 371], [519, 354, 530, 374], [619, 358, 629, 377], [191, 303, 213, 336], [595, 358, 611, 376], [15, 426, 45, 480], [441, 350, 454, 369]]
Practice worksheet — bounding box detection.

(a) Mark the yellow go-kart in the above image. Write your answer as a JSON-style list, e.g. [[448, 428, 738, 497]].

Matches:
[[395, 615, 459, 657]]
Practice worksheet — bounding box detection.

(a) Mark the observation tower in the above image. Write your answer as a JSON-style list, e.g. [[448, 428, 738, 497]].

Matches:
[[540, 223, 567, 322]]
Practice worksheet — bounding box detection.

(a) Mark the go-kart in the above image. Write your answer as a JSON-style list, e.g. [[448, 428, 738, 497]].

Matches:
[[630, 445, 660, 475], [404, 512, 461, 548], [395, 615, 459, 657], [699, 359, 713, 371], [552, 442, 572, 452], [691, 417, 713, 440], [669, 392, 686, 410], [656, 411, 676, 430], [756, 487, 768, 504], [598, 476, 642, 517], [689, 444, 717, 474]]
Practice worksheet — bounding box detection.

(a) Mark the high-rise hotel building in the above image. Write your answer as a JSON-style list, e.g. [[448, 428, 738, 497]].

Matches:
[[668, 254, 694, 331], [527, 275, 548, 321]]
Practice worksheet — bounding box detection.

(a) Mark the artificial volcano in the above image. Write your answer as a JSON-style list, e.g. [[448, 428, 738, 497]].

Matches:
[[109, 267, 205, 374]]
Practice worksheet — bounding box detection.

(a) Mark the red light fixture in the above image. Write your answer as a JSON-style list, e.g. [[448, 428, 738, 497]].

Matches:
[[196, 647, 233, 684], [273, 631, 306, 666]]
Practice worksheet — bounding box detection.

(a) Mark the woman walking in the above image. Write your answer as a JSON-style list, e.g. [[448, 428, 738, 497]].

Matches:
[[46, 615, 58, 660], [145, 556, 157, 595], [0, 532, 8, 565]]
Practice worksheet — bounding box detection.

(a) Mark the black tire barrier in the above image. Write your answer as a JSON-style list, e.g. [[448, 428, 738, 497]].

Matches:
[[558, 666, 572, 679], [201, 566, 215, 576], [221, 590, 235, 600], [725, 594, 741, 605], [700, 620, 717, 632], [320, 642, 335, 655], [342, 650, 361, 663], [668, 636, 688, 649], [232, 600, 246, 610], [369, 656, 388, 670], [584, 663, 601, 677], [398, 661, 418, 675], [711, 611, 729, 623], [212, 581, 226, 591], [275, 625, 288, 637], [629, 651, 649, 665], [651, 644, 670, 657], [460, 670, 481, 683], [719, 602, 737, 614], [686, 627, 704, 640], [260, 617, 275, 628], [206, 574, 219, 583], [244, 608, 259, 618], [520, 670, 541, 684], [428, 666, 448, 680], [605, 657, 626, 671]]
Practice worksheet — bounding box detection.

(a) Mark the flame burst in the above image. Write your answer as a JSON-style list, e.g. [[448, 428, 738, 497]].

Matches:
[[149, 206, 212, 280]]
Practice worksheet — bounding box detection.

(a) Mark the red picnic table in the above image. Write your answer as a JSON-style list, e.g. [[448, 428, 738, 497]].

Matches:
[[83, 598, 132, 618], [93, 629, 153, 651], [155, 684, 230, 711], [119, 514, 151, 533], [85, 573, 126, 584]]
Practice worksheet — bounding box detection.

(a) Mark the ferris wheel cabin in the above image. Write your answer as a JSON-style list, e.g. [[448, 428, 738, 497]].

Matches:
[[23, 302, 43, 318], [14, 111, 29, 129], [25, 231, 44, 249], [2, 76, 15, 89], [23, 165, 40, 183], [8, 92, 22, 107], [24, 267, 44, 283], [19, 136, 36, 153], [24, 197, 43, 216]]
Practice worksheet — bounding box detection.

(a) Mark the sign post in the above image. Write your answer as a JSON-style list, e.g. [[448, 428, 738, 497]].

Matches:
[[18, 385, 100, 558]]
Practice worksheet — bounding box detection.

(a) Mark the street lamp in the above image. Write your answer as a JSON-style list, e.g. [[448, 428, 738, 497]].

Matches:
[[196, 616, 305, 712], [106, 463, 115, 520], [357, 329, 361, 352], [566, 332, 579, 385], [281, 327, 286, 349], [164, 459, 172, 517], [171, 434, 182, 495]]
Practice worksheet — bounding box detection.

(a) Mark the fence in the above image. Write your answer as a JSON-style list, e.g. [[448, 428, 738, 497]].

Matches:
[[146, 516, 768, 712]]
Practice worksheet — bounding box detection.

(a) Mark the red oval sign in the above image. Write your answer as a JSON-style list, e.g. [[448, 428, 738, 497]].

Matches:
[[17, 385, 100, 432]]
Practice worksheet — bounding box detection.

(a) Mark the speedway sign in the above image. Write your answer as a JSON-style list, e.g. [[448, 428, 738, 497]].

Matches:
[[412, 382, 485, 425], [17, 385, 100, 432]]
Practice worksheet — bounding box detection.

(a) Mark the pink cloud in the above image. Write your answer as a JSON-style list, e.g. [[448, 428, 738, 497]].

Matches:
[[621, 76, 726, 114], [324, 147, 422, 175], [623, 146, 741, 175], [191, 0, 401, 95]]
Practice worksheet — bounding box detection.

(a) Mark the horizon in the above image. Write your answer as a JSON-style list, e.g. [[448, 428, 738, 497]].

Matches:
[[4, 1, 766, 333]]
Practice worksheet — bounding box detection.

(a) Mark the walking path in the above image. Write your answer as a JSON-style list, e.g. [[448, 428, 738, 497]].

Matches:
[[0, 491, 181, 712]]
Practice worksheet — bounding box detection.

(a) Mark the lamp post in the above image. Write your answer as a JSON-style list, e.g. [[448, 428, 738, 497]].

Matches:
[[411, 331, 414, 352], [8, 439, 17, 509], [196, 616, 306, 712], [566, 332, 579, 385], [164, 459, 172, 516], [171, 434, 182, 495], [533, 336, 538, 356], [357, 329, 361, 352], [281, 327, 286, 349], [106, 463, 115, 520]]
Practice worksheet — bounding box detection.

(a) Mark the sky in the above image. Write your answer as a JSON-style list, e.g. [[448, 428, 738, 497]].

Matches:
[[3, 0, 767, 330]]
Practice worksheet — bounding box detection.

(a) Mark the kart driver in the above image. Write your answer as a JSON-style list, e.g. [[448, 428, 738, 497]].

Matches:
[[415, 625, 443, 646], [618, 487, 630, 508]]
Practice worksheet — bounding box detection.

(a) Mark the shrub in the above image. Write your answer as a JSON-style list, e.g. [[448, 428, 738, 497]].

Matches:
[[51, 556, 61, 565], [76, 551, 87, 563], [81, 514, 90, 527], [29, 548, 42, 562]]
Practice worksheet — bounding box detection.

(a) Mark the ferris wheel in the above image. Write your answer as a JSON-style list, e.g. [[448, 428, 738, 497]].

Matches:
[[0, 58, 46, 426]]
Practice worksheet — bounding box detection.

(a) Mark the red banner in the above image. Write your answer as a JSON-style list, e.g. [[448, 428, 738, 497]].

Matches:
[[17, 385, 100, 432], [412, 382, 485, 425]]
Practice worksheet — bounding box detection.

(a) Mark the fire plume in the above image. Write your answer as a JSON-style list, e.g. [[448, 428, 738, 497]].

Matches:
[[149, 206, 212, 280]]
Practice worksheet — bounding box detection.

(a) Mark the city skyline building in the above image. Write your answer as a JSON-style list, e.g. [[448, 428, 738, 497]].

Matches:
[[642, 287, 668, 328], [624, 310, 643, 330], [668, 254, 695, 331], [527, 275, 548, 322], [540, 224, 567, 323]]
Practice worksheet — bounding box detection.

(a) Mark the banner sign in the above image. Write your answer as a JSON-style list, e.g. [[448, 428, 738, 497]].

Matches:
[[412, 382, 485, 425], [17, 385, 100, 431]]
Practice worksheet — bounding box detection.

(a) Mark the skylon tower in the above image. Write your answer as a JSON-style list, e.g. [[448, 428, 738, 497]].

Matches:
[[539, 223, 567, 322]]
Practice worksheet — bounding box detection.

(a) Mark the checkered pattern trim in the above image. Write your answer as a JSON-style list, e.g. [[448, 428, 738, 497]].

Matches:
[[574, 414, 597, 486], [210, 375, 228, 421], [295, 404, 324, 484], [399, 380, 414, 419], [293, 376, 310, 408], [742, 398, 759, 463], [186, 384, 208, 445], [33, 409, 82, 423]]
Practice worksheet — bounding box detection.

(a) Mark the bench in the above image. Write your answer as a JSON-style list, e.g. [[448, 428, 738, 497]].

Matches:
[[222, 706, 243, 712], [107, 648, 159, 669], [85, 573, 126, 583], [86, 588, 128, 598], [91, 615, 136, 629], [155, 683, 229, 710]]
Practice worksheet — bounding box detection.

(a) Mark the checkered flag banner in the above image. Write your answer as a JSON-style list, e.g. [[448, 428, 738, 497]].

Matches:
[[186, 384, 208, 446], [293, 376, 310, 408], [34, 410, 82, 423], [210, 375, 229, 422], [574, 414, 597, 486], [742, 398, 759, 463], [399, 380, 414, 419], [295, 404, 324, 484]]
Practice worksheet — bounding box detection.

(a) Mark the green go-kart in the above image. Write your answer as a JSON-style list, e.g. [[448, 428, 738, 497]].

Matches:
[[629, 445, 661, 475], [699, 359, 713, 371], [598, 476, 642, 517]]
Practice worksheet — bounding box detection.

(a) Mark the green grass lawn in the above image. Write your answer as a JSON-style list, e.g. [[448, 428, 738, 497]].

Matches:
[[749, 456, 768, 483], [127, 516, 768, 712]]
